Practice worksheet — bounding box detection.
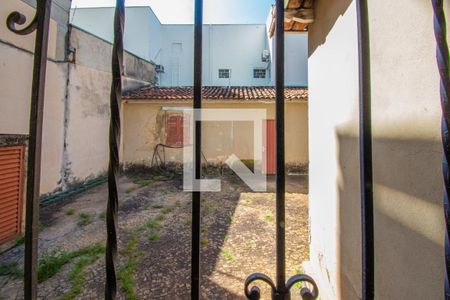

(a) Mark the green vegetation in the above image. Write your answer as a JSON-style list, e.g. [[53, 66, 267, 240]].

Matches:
[[38, 243, 104, 283], [126, 187, 137, 194], [221, 249, 235, 262], [155, 214, 165, 222], [99, 210, 106, 220], [200, 238, 208, 247], [14, 235, 25, 246], [118, 234, 140, 300], [66, 208, 76, 216], [295, 267, 304, 289], [132, 177, 153, 188], [265, 214, 274, 222], [145, 218, 160, 229], [0, 261, 23, 278], [77, 212, 93, 226], [161, 207, 174, 215], [147, 232, 160, 241]]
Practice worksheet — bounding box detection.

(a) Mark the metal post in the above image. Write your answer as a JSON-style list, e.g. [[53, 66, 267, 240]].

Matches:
[[243, 1, 317, 299], [192, 0, 203, 299], [431, 1, 450, 298], [275, 0, 287, 298], [105, 0, 124, 299], [356, 1, 374, 300], [6, 1, 52, 298]]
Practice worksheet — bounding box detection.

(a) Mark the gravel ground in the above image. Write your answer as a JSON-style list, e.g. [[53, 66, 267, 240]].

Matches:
[[0, 170, 310, 300]]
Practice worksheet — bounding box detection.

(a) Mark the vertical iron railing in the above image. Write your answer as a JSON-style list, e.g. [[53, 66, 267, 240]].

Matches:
[[105, 0, 125, 299], [243, 1, 318, 299], [431, 1, 450, 299], [6, 1, 53, 299], [192, 0, 203, 299], [356, 0, 374, 299]]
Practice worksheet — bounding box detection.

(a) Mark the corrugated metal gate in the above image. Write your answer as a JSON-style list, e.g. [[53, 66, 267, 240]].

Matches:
[[0, 145, 24, 243]]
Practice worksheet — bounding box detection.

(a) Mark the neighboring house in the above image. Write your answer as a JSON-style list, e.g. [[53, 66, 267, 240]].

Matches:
[[122, 86, 308, 173], [0, 0, 155, 244], [72, 5, 310, 173], [70, 6, 309, 87]]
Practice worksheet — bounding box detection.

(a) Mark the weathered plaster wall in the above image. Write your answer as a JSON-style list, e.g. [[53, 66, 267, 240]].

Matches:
[[122, 101, 308, 167], [306, 0, 449, 299], [61, 27, 156, 187]]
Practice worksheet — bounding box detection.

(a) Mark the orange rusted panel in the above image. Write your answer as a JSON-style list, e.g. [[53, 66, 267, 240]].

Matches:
[[0, 146, 24, 244]]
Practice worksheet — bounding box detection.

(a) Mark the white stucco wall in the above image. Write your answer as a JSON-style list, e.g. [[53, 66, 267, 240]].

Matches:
[[70, 6, 308, 87], [306, 1, 449, 299]]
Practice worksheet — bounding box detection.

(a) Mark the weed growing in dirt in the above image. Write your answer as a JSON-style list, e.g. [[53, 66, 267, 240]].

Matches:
[[200, 238, 208, 247], [66, 208, 76, 216], [77, 212, 93, 226], [161, 207, 174, 214], [155, 214, 165, 222], [295, 267, 304, 289], [0, 261, 23, 278], [145, 219, 160, 229], [221, 249, 235, 262], [265, 214, 274, 222], [147, 232, 160, 241], [133, 178, 154, 188], [38, 243, 105, 283], [14, 236, 24, 246], [118, 234, 140, 300], [99, 210, 106, 220], [126, 187, 137, 194], [60, 247, 104, 300]]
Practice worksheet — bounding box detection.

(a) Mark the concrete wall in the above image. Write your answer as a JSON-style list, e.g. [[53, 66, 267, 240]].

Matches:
[[122, 101, 308, 167], [70, 6, 308, 87], [306, 0, 449, 299]]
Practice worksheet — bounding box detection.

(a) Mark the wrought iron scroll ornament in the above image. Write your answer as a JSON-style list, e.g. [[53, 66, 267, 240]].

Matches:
[[105, 0, 125, 299], [6, 11, 38, 35], [243, 1, 318, 299], [431, 0, 450, 298]]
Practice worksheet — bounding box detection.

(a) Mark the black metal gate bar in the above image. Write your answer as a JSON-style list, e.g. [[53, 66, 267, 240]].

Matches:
[[6, 1, 53, 298], [243, 1, 317, 299], [105, 0, 125, 299], [192, 0, 203, 298], [356, 1, 374, 299], [431, 0, 450, 298]]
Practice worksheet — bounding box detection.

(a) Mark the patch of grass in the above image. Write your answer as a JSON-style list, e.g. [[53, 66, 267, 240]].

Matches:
[[126, 187, 136, 194], [132, 178, 154, 188], [99, 210, 106, 220], [118, 234, 139, 300], [14, 236, 25, 247], [201, 225, 208, 233], [265, 214, 274, 222], [0, 261, 23, 279], [151, 204, 164, 209], [77, 212, 93, 226], [38, 243, 105, 283], [65, 208, 76, 216], [200, 238, 208, 247], [60, 252, 102, 300], [145, 219, 160, 229], [221, 249, 235, 262], [147, 232, 160, 241], [155, 214, 165, 222], [161, 207, 174, 215], [184, 219, 192, 226]]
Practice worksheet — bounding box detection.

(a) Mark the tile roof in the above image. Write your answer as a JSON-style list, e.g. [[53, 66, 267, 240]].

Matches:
[[123, 86, 308, 101]]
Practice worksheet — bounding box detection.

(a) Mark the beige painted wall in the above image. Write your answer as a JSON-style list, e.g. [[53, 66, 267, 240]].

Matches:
[[306, 0, 449, 299], [122, 101, 308, 167]]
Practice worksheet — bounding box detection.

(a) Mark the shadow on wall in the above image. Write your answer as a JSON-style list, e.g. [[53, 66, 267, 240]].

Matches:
[[336, 132, 444, 300], [308, 0, 353, 55]]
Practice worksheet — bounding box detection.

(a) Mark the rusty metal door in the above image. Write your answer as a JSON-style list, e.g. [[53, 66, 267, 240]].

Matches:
[[0, 145, 24, 243], [263, 119, 276, 174]]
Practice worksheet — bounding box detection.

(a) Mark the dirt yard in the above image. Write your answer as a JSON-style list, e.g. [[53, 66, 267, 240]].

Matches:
[[0, 168, 310, 300]]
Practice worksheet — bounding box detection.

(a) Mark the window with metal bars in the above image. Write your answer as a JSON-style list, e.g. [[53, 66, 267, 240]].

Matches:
[[253, 68, 266, 79], [218, 68, 231, 79]]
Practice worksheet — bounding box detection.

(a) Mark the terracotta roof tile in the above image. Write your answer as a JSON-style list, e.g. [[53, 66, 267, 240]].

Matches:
[[123, 86, 308, 101]]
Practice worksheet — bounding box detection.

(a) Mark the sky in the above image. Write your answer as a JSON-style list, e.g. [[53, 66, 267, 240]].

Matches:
[[70, 0, 274, 24]]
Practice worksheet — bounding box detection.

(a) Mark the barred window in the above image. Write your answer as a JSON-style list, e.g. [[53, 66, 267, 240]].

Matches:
[[218, 69, 230, 79], [253, 68, 266, 79]]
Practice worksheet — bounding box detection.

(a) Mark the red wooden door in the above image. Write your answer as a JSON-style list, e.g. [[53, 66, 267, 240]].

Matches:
[[263, 120, 276, 174], [0, 145, 24, 243]]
